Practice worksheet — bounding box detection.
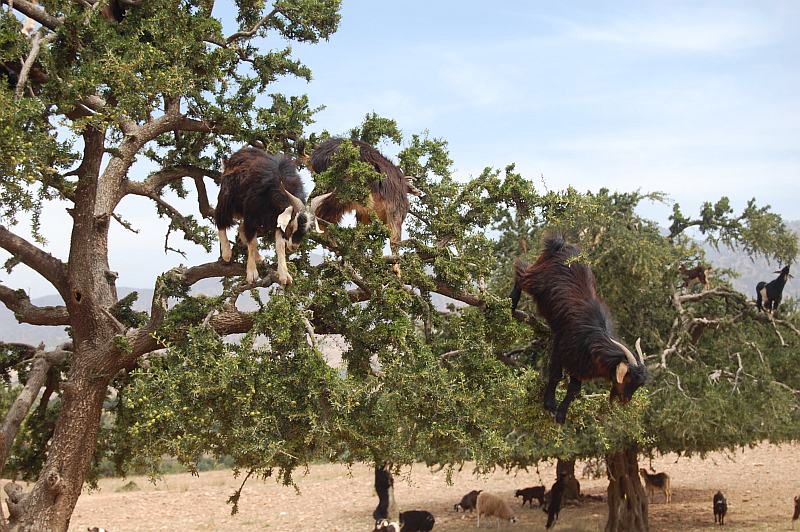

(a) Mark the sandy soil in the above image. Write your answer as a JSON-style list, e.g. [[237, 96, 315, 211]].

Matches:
[[4, 442, 798, 531]]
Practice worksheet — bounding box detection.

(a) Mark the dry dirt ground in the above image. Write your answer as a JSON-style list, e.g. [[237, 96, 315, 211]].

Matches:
[[4, 442, 798, 531]]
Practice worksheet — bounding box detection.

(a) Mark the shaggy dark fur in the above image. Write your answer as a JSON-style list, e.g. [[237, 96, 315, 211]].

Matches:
[[453, 489, 481, 513], [756, 266, 792, 313], [515, 486, 546, 508], [373, 464, 395, 522], [713, 491, 727, 525], [511, 234, 647, 423], [793, 495, 799, 529], [215, 147, 307, 244], [310, 138, 410, 255], [399, 510, 435, 532]]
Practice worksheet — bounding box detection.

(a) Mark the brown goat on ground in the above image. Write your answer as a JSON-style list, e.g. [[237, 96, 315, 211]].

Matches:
[[639, 468, 671, 503], [792, 495, 799, 529], [309, 138, 419, 274], [679, 263, 711, 291]]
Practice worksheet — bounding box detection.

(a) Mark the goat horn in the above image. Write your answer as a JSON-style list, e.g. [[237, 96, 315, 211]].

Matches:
[[635, 337, 644, 363], [280, 181, 305, 213], [308, 191, 334, 214], [610, 338, 638, 367]]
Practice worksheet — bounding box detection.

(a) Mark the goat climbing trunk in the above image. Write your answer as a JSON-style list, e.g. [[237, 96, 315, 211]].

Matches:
[[605, 448, 649, 532], [10, 363, 110, 531]]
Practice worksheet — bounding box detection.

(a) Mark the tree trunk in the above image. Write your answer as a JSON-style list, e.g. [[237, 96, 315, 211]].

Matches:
[[10, 365, 110, 531], [556, 458, 581, 501], [605, 448, 648, 532]]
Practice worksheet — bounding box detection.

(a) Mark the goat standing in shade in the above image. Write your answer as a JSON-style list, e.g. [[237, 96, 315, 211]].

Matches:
[[511, 234, 647, 423], [309, 138, 419, 274], [215, 148, 331, 285], [756, 266, 793, 314]]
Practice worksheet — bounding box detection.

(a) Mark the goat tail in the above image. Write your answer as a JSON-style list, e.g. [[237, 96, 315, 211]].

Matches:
[[542, 232, 567, 255], [755, 281, 766, 310], [511, 259, 530, 311], [214, 185, 234, 229]]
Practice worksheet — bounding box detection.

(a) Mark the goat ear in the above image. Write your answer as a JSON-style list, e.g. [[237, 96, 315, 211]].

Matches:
[[616, 362, 629, 384], [277, 206, 293, 233]]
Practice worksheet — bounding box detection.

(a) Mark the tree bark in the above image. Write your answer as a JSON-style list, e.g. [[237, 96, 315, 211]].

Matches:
[[556, 458, 581, 501], [10, 366, 110, 531], [605, 448, 648, 532]]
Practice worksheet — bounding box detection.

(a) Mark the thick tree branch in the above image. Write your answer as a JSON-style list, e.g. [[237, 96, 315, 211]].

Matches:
[[0, 284, 70, 326], [0, 226, 68, 297], [0, 343, 71, 475], [11, 0, 63, 30]]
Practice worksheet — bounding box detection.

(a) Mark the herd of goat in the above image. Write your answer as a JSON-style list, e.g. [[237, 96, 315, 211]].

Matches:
[[371, 465, 800, 530]]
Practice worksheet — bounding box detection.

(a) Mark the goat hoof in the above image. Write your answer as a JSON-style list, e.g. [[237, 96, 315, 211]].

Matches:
[[278, 272, 293, 286], [221, 249, 232, 262], [246, 270, 259, 284], [555, 411, 567, 424]]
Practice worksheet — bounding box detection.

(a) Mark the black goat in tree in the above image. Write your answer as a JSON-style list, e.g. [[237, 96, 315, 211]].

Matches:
[[756, 266, 792, 314], [511, 234, 647, 423]]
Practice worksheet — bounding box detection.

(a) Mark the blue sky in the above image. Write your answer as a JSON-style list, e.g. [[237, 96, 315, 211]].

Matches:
[[3, 1, 799, 296]]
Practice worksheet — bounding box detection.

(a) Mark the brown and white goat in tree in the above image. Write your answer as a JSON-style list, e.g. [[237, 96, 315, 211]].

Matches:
[[309, 138, 420, 274], [679, 263, 712, 292], [215, 147, 331, 285]]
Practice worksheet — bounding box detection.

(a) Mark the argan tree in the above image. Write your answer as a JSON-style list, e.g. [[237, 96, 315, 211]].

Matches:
[[0, 0, 342, 527]]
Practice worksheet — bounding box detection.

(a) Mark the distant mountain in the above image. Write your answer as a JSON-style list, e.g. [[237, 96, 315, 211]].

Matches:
[[702, 220, 799, 300]]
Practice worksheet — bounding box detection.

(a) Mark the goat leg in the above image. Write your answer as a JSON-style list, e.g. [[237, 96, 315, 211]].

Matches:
[[555, 377, 582, 424], [245, 237, 260, 284], [274, 229, 292, 286], [240, 225, 263, 263], [218, 228, 233, 262], [543, 361, 562, 414]]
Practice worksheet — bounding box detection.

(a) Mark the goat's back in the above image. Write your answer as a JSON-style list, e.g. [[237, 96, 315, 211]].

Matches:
[[215, 147, 305, 234], [514, 234, 604, 328], [310, 138, 408, 223]]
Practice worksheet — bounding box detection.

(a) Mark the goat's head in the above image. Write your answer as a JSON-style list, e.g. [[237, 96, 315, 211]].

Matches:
[[609, 338, 647, 403], [277, 183, 333, 251], [776, 265, 793, 280]]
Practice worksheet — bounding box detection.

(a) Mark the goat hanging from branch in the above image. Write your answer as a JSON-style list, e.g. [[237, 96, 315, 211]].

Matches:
[[511, 234, 648, 423]]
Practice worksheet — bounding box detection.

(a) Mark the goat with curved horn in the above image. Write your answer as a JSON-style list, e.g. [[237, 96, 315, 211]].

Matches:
[[510, 233, 648, 423]]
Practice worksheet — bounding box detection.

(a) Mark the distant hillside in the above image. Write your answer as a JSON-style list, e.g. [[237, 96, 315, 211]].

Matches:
[[703, 220, 799, 300]]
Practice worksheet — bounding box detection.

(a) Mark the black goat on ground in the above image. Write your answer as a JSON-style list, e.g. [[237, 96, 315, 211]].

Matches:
[[545, 472, 568, 529], [713, 491, 727, 525], [511, 234, 647, 423], [453, 489, 481, 513], [515, 486, 545, 508], [373, 463, 396, 523], [792, 495, 799, 530], [399, 510, 435, 532], [215, 147, 331, 285], [756, 266, 793, 313]]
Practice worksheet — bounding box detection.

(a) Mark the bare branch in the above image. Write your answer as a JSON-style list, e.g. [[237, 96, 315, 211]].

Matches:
[[14, 30, 55, 100], [0, 226, 68, 297], [0, 284, 69, 326], [226, 7, 280, 43], [11, 0, 62, 30], [0, 343, 71, 475]]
